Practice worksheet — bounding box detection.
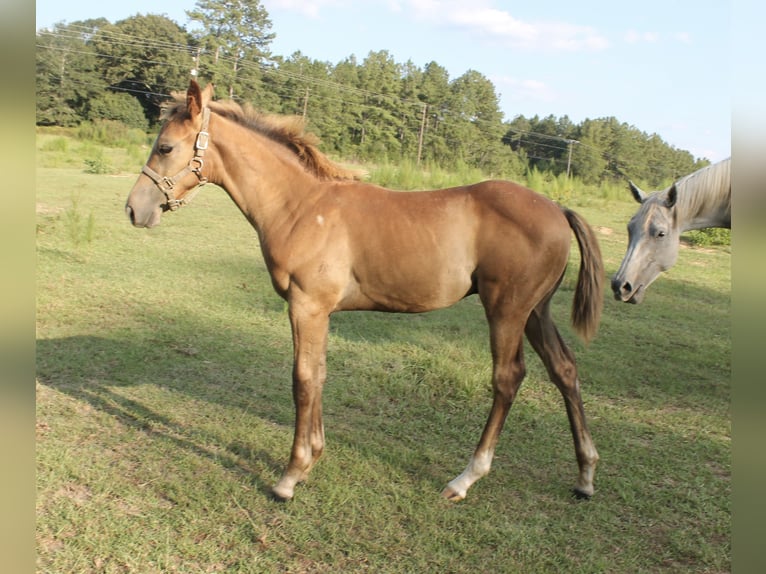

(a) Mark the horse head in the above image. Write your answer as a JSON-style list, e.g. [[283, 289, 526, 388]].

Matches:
[[611, 182, 680, 303], [126, 80, 215, 228]]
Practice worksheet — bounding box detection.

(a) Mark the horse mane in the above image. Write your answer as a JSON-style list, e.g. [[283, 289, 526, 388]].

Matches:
[[671, 157, 731, 217], [162, 95, 364, 182]]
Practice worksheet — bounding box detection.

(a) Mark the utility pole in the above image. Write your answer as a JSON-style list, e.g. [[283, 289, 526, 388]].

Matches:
[[566, 139, 579, 178], [302, 87, 310, 118], [417, 103, 427, 166], [229, 57, 238, 99], [191, 47, 201, 79]]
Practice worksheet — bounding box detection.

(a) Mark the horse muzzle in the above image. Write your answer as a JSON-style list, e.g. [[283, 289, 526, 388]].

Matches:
[[125, 201, 162, 228], [610, 275, 644, 304]]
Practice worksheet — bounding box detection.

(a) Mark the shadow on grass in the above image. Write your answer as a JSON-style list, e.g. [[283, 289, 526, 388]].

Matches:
[[36, 334, 286, 499]]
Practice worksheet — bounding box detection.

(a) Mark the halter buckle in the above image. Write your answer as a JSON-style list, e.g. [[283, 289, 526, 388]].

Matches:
[[159, 176, 175, 192], [196, 131, 210, 151], [166, 198, 181, 211], [189, 157, 204, 172]]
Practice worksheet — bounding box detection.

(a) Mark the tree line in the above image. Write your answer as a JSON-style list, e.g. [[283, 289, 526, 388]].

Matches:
[[36, 0, 707, 186]]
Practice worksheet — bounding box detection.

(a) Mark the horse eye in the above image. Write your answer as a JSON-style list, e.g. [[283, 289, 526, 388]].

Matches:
[[158, 144, 173, 155], [657, 230, 666, 238]]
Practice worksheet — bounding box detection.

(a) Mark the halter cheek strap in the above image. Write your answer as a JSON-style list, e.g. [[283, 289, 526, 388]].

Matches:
[[141, 107, 211, 211]]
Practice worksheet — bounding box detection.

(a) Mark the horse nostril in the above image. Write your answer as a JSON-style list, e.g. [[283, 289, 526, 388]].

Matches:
[[610, 276, 632, 300], [126, 205, 136, 226]]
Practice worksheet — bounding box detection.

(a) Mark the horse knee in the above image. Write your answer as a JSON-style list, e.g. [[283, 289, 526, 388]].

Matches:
[[548, 358, 579, 392], [292, 373, 321, 406]]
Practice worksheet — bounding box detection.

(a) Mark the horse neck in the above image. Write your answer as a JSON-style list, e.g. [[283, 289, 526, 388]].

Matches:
[[210, 117, 317, 233], [674, 175, 731, 231]]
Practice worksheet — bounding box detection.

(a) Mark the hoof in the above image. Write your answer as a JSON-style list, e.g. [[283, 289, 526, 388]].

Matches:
[[571, 488, 592, 500], [270, 485, 294, 502], [440, 486, 465, 502], [269, 491, 291, 503]]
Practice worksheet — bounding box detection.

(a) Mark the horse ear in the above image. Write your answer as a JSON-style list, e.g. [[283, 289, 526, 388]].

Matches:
[[665, 183, 678, 208], [628, 180, 646, 204], [201, 82, 215, 106], [187, 79, 203, 118]]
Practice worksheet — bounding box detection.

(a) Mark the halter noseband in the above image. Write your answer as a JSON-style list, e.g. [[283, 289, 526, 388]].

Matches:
[[141, 107, 211, 211]]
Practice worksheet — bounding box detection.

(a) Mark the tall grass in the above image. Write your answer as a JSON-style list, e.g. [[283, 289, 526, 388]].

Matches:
[[62, 193, 96, 248], [75, 119, 152, 148], [368, 158, 486, 190], [37, 124, 153, 174], [368, 159, 633, 211]]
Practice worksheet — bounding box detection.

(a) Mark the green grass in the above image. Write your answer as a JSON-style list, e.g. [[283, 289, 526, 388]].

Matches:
[[36, 134, 730, 573]]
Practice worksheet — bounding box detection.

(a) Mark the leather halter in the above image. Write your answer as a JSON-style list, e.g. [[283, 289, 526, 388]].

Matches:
[[141, 107, 211, 211]]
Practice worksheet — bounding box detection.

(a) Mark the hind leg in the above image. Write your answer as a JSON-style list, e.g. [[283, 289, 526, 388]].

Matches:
[[524, 299, 599, 498], [442, 312, 527, 501]]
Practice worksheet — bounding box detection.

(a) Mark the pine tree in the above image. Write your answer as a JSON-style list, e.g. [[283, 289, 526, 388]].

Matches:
[[186, 0, 275, 100]]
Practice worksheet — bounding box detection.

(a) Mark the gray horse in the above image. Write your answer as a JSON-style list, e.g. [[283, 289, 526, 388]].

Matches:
[[612, 157, 730, 303]]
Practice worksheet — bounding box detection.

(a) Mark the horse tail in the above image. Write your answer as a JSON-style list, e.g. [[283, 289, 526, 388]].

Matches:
[[562, 207, 604, 344]]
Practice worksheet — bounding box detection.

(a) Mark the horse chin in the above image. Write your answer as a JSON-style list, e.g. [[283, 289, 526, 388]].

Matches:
[[625, 285, 645, 304]]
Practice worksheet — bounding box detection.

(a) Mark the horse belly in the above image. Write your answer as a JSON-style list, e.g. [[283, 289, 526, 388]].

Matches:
[[341, 251, 475, 313], [331, 192, 483, 312]]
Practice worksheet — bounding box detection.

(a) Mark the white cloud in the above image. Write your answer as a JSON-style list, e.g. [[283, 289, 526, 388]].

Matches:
[[264, 0, 346, 19], [624, 30, 661, 44], [622, 29, 691, 46], [449, 8, 538, 41], [492, 75, 557, 104], [267, 1, 609, 51], [644, 31, 660, 43], [408, 1, 607, 52], [267, 0, 403, 19]]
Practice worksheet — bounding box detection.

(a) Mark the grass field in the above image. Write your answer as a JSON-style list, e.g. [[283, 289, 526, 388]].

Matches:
[[36, 132, 730, 573]]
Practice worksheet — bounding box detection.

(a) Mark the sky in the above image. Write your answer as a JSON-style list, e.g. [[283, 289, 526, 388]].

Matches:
[[36, 0, 732, 163]]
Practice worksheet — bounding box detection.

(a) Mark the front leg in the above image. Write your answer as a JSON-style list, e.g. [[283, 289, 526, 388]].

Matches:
[[272, 299, 329, 501]]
